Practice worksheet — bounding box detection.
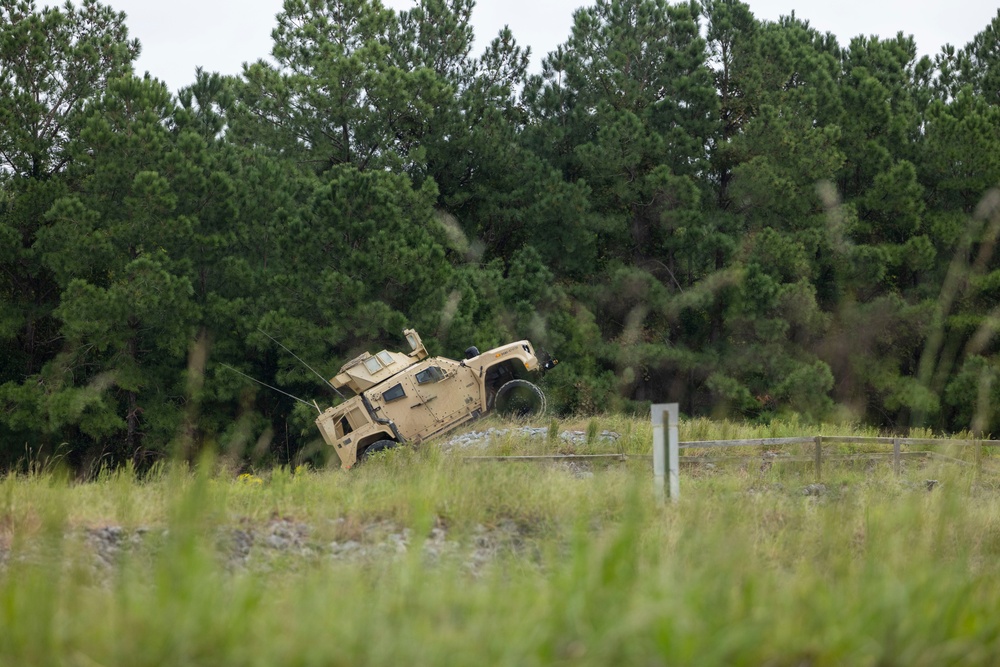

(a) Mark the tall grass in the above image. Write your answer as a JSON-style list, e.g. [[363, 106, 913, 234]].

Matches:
[[3, 419, 1000, 665]]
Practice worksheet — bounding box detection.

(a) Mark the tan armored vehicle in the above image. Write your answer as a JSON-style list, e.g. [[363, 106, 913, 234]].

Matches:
[[316, 330, 553, 469]]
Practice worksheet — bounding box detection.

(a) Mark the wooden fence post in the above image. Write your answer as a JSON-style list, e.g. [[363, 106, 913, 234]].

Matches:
[[814, 436, 822, 481], [893, 437, 900, 476]]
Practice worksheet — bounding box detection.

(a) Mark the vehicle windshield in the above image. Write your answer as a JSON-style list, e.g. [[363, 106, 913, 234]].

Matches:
[[415, 366, 445, 384]]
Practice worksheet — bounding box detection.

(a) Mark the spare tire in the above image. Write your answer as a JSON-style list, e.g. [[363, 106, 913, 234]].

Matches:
[[493, 379, 546, 418]]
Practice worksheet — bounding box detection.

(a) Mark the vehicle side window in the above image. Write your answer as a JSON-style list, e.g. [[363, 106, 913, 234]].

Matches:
[[382, 383, 406, 402], [415, 366, 446, 384]]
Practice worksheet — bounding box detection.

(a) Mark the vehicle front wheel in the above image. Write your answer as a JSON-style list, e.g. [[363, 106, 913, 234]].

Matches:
[[359, 439, 398, 461], [493, 379, 546, 418]]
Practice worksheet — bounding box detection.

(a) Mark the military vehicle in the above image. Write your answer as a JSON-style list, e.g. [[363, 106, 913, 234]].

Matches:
[[315, 330, 554, 469]]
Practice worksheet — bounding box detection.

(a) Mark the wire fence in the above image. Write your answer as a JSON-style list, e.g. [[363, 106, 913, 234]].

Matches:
[[674, 435, 1000, 480], [460, 434, 1000, 481]]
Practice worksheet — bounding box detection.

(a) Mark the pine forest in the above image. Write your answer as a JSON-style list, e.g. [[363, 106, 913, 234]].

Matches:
[[3, 0, 1000, 470]]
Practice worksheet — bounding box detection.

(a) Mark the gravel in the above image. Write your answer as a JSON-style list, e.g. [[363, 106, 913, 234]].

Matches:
[[441, 426, 621, 451], [33, 515, 538, 577]]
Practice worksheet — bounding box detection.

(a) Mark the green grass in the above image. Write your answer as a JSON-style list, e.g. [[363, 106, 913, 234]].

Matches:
[[4, 417, 1000, 665]]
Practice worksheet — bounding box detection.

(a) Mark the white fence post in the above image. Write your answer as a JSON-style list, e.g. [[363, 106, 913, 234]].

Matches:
[[651, 403, 680, 503]]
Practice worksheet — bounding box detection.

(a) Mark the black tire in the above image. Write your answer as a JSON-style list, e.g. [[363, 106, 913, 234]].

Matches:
[[359, 439, 398, 462], [493, 379, 546, 418]]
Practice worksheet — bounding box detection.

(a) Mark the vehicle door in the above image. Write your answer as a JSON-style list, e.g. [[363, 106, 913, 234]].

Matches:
[[368, 373, 435, 442], [410, 359, 479, 440]]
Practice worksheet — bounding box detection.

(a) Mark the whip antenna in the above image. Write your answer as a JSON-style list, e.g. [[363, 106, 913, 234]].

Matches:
[[257, 328, 346, 400], [220, 363, 321, 414]]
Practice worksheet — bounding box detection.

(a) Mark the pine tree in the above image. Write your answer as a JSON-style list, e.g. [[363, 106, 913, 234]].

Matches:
[[0, 0, 140, 465]]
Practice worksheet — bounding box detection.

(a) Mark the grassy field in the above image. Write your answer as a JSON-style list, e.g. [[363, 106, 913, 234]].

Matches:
[[3, 416, 1000, 665]]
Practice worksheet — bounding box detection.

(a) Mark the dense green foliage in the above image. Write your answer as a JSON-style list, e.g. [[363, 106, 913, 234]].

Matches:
[[3, 0, 1000, 468]]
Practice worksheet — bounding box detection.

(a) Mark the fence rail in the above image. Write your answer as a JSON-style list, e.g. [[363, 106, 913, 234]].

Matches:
[[679, 436, 1000, 448], [678, 435, 1000, 479], [459, 434, 1000, 481]]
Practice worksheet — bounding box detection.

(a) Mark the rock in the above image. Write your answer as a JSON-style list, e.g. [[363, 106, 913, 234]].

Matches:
[[266, 534, 289, 549], [230, 529, 254, 561], [561, 461, 594, 479], [329, 540, 363, 559], [84, 525, 131, 568]]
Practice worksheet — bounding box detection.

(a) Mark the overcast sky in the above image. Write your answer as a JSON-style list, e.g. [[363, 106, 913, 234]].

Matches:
[[88, 0, 999, 93]]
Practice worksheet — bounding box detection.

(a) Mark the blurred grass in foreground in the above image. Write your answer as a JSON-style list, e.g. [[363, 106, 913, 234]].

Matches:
[[3, 418, 1000, 665]]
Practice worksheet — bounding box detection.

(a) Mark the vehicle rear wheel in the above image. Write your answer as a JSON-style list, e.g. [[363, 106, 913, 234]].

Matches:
[[359, 439, 398, 461], [493, 379, 546, 418]]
